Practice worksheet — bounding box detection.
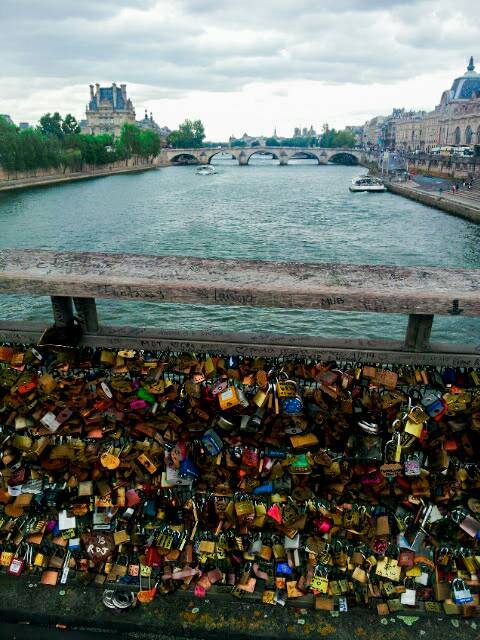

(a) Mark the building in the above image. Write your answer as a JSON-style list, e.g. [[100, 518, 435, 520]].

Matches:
[[293, 125, 317, 138], [82, 83, 136, 137], [136, 111, 172, 147], [137, 109, 160, 133], [393, 110, 427, 151], [18, 122, 30, 130], [395, 57, 480, 151], [346, 125, 364, 146], [362, 116, 385, 149]]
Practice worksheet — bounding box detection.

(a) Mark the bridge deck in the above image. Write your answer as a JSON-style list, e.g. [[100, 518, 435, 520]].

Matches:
[[0, 249, 478, 316]]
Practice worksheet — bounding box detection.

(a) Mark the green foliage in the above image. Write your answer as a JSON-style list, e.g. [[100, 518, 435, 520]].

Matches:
[[119, 123, 142, 157], [39, 112, 64, 138], [230, 139, 246, 147], [281, 137, 319, 147], [319, 126, 356, 148], [0, 115, 160, 174], [265, 138, 280, 146], [167, 119, 205, 148], [139, 128, 161, 159], [62, 114, 81, 135], [250, 140, 261, 147]]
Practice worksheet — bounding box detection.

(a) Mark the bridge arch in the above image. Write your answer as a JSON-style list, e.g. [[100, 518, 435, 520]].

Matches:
[[289, 150, 320, 164], [328, 152, 359, 165], [208, 150, 238, 164], [246, 149, 280, 164], [169, 152, 199, 165]]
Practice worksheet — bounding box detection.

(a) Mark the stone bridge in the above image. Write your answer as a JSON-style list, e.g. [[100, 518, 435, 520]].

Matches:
[[156, 146, 367, 166]]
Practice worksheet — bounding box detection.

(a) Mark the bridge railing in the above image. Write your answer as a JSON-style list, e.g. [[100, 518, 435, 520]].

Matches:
[[0, 249, 479, 366]]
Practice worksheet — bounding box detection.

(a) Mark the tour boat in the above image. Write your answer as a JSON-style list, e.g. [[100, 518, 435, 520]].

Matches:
[[349, 175, 386, 192], [195, 165, 217, 176]]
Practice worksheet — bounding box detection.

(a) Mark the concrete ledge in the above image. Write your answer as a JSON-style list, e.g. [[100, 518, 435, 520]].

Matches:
[[0, 164, 157, 192], [0, 576, 479, 640], [386, 182, 480, 224]]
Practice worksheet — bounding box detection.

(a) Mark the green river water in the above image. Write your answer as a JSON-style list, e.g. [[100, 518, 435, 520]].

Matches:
[[0, 157, 479, 344]]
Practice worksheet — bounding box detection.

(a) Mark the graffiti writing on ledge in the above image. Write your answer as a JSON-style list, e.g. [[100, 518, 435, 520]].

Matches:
[[214, 290, 255, 305]]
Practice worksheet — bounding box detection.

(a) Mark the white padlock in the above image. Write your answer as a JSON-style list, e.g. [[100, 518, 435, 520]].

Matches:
[[400, 578, 417, 606]]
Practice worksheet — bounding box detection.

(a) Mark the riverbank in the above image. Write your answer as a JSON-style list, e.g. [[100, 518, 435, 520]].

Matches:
[[385, 180, 480, 224], [0, 163, 157, 192]]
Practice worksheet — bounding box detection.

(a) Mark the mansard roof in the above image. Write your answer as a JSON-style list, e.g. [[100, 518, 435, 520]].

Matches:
[[89, 86, 127, 111]]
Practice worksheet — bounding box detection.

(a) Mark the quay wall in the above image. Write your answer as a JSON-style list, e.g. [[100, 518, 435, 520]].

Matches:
[[407, 157, 480, 180], [386, 181, 480, 225], [0, 158, 156, 192]]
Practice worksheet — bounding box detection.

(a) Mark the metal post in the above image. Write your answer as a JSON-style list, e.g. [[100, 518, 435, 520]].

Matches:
[[73, 297, 99, 333], [50, 296, 74, 327], [404, 314, 434, 351]]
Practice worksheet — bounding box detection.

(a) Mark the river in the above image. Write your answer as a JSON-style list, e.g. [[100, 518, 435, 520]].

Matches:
[[0, 157, 479, 343]]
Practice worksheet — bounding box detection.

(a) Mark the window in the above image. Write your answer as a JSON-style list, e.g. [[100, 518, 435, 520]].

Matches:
[[454, 127, 461, 145], [465, 125, 473, 145]]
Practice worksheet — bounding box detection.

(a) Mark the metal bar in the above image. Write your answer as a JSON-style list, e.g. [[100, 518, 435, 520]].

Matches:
[[404, 314, 434, 351], [50, 296, 74, 328], [1, 322, 478, 367], [73, 297, 99, 333]]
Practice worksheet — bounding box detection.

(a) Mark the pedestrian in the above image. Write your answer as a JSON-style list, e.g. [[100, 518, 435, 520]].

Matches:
[[455, 182, 460, 191]]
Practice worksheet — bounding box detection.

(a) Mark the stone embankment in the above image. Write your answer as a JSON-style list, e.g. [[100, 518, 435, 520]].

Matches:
[[385, 180, 480, 225], [0, 163, 157, 192]]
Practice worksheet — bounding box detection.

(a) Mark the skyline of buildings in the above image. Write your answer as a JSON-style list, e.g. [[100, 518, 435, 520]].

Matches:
[[3, 58, 480, 151], [362, 56, 480, 151]]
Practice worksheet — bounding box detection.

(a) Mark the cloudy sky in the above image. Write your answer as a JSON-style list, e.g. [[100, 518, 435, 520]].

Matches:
[[0, 0, 478, 140]]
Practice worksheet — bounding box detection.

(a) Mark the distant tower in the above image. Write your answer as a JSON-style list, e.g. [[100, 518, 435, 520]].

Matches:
[[273, 127, 277, 138], [468, 56, 475, 72]]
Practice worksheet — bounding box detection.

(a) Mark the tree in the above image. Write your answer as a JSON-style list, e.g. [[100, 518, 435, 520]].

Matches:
[[118, 123, 142, 157], [39, 112, 64, 138], [62, 114, 81, 135], [251, 140, 260, 147], [230, 139, 246, 148], [139, 128, 161, 160], [0, 116, 19, 173], [265, 138, 280, 146], [319, 126, 355, 148], [167, 119, 205, 148]]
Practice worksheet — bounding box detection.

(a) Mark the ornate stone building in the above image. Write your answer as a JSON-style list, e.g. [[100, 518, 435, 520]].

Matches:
[[82, 83, 136, 137], [395, 57, 480, 151]]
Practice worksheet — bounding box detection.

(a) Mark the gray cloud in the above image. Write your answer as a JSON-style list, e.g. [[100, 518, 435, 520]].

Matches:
[[1, 0, 479, 127]]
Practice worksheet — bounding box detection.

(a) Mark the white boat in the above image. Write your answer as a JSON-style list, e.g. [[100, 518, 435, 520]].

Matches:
[[349, 175, 386, 192], [195, 165, 217, 176]]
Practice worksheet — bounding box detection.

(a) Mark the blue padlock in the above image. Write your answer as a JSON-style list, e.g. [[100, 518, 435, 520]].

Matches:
[[179, 458, 200, 480], [282, 395, 303, 415], [201, 428, 224, 455]]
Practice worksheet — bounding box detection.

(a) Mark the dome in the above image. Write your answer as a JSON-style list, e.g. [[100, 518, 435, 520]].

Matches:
[[450, 56, 480, 100]]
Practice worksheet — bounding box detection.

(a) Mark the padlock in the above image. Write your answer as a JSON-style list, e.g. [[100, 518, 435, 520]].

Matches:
[[404, 453, 421, 477], [310, 566, 329, 593], [400, 578, 417, 606], [452, 578, 474, 604]]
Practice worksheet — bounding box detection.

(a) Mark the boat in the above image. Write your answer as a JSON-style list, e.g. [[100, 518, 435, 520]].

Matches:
[[349, 175, 386, 192], [195, 165, 217, 176]]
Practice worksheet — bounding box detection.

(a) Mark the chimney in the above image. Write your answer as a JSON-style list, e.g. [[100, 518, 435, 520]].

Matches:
[[95, 83, 100, 98], [112, 82, 117, 109], [120, 84, 127, 101], [89, 84, 94, 99]]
